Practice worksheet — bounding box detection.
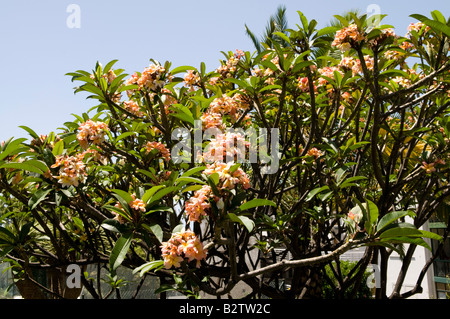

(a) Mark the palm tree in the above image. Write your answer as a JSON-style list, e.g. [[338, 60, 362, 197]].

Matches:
[[245, 5, 289, 53], [245, 6, 361, 62]]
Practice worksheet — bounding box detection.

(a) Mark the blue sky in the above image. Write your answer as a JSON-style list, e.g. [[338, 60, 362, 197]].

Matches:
[[0, 0, 448, 141]]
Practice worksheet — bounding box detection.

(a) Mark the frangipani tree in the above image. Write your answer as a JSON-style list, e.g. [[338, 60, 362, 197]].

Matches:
[[0, 9, 449, 299]]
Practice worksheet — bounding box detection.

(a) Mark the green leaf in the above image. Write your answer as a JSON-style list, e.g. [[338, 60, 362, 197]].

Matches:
[[228, 213, 255, 232], [19, 125, 39, 140], [133, 260, 164, 277], [376, 211, 415, 233], [115, 132, 136, 144], [109, 233, 132, 274], [172, 224, 184, 233], [291, 61, 315, 74], [410, 13, 450, 37], [52, 140, 64, 156], [101, 218, 129, 234], [0, 162, 44, 175], [26, 160, 49, 174], [0, 226, 16, 242], [155, 284, 176, 294], [379, 224, 442, 242], [380, 236, 432, 251], [239, 199, 276, 212], [18, 222, 33, 243], [144, 223, 163, 243], [315, 26, 339, 38], [170, 104, 195, 126], [170, 65, 196, 75], [103, 59, 119, 75], [28, 189, 51, 210], [175, 176, 207, 186], [181, 166, 206, 177], [273, 31, 291, 44], [207, 172, 220, 186], [147, 186, 178, 205], [142, 185, 166, 203], [306, 186, 330, 202], [224, 78, 250, 88], [0, 145, 26, 162], [338, 176, 367, 188], [365, 200, 379, 228], [431, 10, 447, 24], [181, 185, 203, 193], [379, 226, 422, 238], [111, 189, 134, 205], [333, 15, 349, 27]]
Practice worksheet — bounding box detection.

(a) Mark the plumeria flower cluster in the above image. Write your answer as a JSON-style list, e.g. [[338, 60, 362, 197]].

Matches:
[[185, 162, 250, 223], [203, 161, 250, 190], [406, 22, 431, 38], [421, 159, 446, 174], [145, 141, 171, 162], [51, 153, 87, 187], [317, 66, 344, 87], [346, 209, 363, 233], [202, 132, 250, 163], [338, 55, 374, 76], [201, 93, 250, 129], [297, 54, 374, 94], [332, 24, 365, 51], [183, 69, 201, 90], [367, 28, 397, 47], [185, 185, 214, 223], [215, 49, 245, 79], [137, 64, 167, 91], [113, 193, 146, 224], [77, 120, 109, 149], [306, 147, 324, 160], [160, 230, 207, 269], [123, 100, 145, 117]]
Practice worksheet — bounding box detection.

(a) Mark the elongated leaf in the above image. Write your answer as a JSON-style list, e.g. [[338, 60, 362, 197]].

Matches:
[[410, 14, 450, 37], [111, 189, 134, 205], [376, 211, 415, 233], [52, 140, 64, 156], [0, 162, 44, 174], [133, 260, 164, 277], [315, 26, 339, 37], [109, 233, 132, 273], [273, 31, 291, 44], [19, 125, 39, 140], [380, 236, 432, 251], [144, 223, 163, 243], [181, 166, 206, 177], [0, 145, 26, 162], [228, 213, 255, 232], [239, 199, 276, 211], [175, 176, 207, 186], [224, 78, 250, 88], [28, 189, 51, 210], [338, 176, 367, 188], [306, 186, 330, 202], [380, 225, 442, 242], [365, 200, 379, 228], [0, 226, 16, 242], [103, 59, 119, 75], [101, 218, 129, 234], [148, 186, 178, 205], [170, 65, 196, 75], [181, 185, 203, 193], [115, 132, 136, 144], [142, 185, 165, 203]]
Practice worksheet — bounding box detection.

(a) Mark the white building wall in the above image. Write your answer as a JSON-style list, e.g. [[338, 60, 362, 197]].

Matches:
[[384, 221, 436, 299]]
